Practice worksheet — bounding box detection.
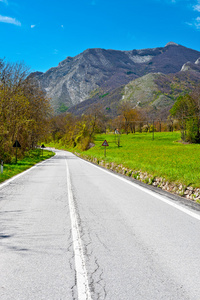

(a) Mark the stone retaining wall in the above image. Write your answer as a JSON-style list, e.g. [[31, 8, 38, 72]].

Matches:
[[75, 152, 200, 203]]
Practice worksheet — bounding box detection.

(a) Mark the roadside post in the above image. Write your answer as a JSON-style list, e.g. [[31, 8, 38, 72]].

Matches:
[[1, 160, 3, 174], [41, 144, 45, 157], [102, 140, 109, 157], [117, 133, 120, 147], [114, 129, 120, 147], [152, 120, 154, 141], [13, 140, 21, 163]]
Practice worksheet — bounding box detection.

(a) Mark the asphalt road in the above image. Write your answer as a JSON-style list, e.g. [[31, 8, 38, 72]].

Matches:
[[1, 150, 200, 300]]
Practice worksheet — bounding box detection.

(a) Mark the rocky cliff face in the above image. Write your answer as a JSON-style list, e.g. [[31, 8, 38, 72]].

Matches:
[[32, 43, 200, 113]]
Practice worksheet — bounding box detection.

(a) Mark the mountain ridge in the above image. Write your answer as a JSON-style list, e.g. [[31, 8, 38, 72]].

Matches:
[[32, 43, 200, 115]]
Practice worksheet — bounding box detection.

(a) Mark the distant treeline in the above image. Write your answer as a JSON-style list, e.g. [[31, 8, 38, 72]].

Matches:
[[1, 58, 200, 163], [47, 85, 200, 150]]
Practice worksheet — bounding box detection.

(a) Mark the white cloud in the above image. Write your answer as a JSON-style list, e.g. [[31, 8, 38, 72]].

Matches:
[[0, 15, 21, 26], [185, 10, 200, 30], [193, 0, 200, 11], [155, 0, 176, 3], [0, 0, 8, 5], [195, 16, 200, 28], [185, 21, 193, 26], [61, 24, 64, 28], [31, 24, 36, 28], [193, 4, 200, 11], [186, 17, 200, 30]]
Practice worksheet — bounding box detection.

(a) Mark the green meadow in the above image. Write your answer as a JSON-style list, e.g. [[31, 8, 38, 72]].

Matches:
[[78, 132, 200, 187], [0, 149, 54, 184], [3, 133, 200, 189]]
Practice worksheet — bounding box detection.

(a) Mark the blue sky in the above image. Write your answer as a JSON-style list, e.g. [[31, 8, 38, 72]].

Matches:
[[0, 0, 200, 72]]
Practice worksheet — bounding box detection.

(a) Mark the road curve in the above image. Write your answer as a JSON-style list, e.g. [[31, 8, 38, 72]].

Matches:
[[1, 150, 200, 300]]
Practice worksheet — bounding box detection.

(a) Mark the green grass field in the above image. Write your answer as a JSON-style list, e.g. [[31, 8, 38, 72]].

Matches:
[[79, 131, 200, 187], [0, 149, 54, 184]]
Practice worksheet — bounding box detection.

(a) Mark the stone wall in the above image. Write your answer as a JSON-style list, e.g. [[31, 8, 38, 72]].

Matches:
[[75, 152, 200, 203]]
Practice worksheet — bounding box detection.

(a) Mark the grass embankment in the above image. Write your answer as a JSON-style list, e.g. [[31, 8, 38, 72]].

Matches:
[[75, 132, 200, 188], [0, 149, 54, 184]]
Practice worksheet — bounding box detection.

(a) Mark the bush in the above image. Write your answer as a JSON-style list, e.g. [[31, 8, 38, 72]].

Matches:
[[142, 125, 149, 132], [149, 125, 156, 132], [186, 118, 200, 143], [77, 137, 93, 151]]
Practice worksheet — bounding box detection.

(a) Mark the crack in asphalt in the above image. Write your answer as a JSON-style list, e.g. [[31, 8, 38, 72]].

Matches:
[[67, 229, 78, 300], [78, 220, 107, 300], [68, 185, 107, 299], [66, 157, 109, 299], [89, 258, 107, 300], [66, 160, 92, 299]]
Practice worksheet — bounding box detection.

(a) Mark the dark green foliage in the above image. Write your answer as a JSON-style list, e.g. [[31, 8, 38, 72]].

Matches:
[[186, 118, 200, 143], [99, 92, 109, 99], [58, 103, 69, 113], [170, 92, 200, 143]]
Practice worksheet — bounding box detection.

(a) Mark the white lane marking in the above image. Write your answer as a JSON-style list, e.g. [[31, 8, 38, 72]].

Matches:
[[80, 157, 200, 222], [66, 160, 91, 300], [0, 153, 56, 190]]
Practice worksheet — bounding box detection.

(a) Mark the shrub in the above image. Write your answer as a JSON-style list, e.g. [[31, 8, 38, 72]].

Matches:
[[142, 125, 149, 132]]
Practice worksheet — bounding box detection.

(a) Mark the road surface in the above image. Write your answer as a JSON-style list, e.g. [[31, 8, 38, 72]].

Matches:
[[1, 150, 200, 300]]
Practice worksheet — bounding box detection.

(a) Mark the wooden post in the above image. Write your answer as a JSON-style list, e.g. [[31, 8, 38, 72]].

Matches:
[[152, 120, 154, 140]]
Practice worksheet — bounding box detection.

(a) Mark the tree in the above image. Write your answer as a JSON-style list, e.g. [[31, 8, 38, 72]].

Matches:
[[0, 60, 51, 161], [85, 104, 106, 137], [170, 93, 200, 142], [118, 102, 141, 134]]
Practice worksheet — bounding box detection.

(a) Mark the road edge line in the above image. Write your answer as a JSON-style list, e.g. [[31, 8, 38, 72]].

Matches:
[[0, 152, 57, 190], [80, 156, 200, 222]]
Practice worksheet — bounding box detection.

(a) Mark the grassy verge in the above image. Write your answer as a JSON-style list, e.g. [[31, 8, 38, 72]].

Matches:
[[0, 149, 55, 184], [49, 131, 200, 189], [80, 131, 200, 187]]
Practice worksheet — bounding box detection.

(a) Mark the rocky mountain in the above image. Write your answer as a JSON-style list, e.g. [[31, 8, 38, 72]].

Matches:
[[32, 42, 200, 115], [68, 69, 200, 119], [121, 70, 200, 118]]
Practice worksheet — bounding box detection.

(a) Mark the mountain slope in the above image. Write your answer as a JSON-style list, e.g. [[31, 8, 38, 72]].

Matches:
[[121, 69, 200, 115], [68, 67, 200, 118], [32, 43, 200, 113]]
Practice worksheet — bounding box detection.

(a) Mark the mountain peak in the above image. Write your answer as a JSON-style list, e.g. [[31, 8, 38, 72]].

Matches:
[[165, 42, 179, 47], [32, 43, 200, 114]]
